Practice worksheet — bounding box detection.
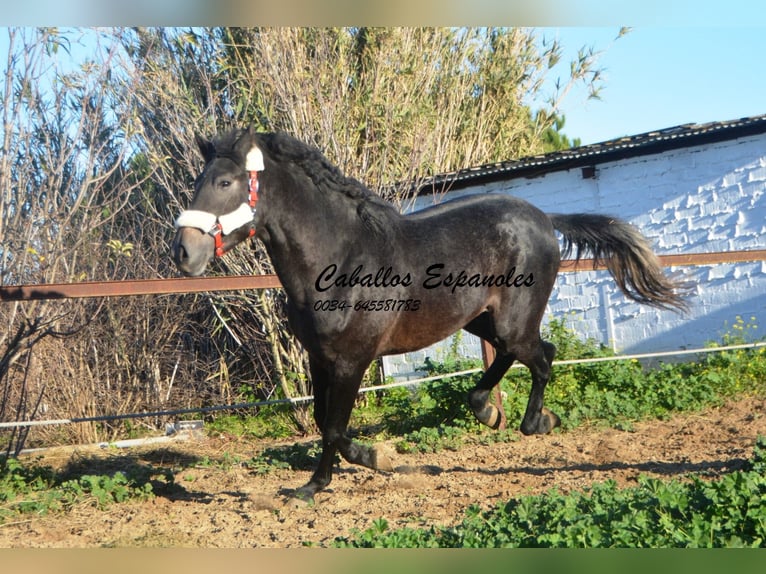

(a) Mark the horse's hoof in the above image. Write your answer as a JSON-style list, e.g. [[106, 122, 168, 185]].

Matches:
[[541, 407, 561, 431], [371, 444, 394, 472], [286, 487, 316, 508], [520, 408, 561, 435], [474, 405, 502, 430]]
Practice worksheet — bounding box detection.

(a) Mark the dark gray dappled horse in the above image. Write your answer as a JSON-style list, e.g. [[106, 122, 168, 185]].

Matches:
[[172, 128, 687, 502]]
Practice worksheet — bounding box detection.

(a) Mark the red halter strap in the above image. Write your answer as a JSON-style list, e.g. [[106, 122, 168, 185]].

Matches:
[[248, 170, 259, 209]]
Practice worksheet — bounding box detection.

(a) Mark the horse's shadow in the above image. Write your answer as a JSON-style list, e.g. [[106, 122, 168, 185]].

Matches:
[[53, 447, 214, 504], [446, 455, 751, 480], [49, 439, 329, 504]]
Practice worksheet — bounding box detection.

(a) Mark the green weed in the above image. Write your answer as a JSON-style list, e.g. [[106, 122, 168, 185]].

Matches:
[[376, 316, 765, 463], [396, 424, 467, 454], [0, 456, 156, 522], [249, 441, 324, 472], [207, 404, 297, 440], [335, 437, 766, 548], [498, 316, 763, 432]]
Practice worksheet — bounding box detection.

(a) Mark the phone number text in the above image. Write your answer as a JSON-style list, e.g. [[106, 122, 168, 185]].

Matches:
[[313, 299, 421, 312]]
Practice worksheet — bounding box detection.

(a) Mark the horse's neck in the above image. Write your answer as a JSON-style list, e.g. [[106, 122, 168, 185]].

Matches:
[[261, 182, 366, 295]]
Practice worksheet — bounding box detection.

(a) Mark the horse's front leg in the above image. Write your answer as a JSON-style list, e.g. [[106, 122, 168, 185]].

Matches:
[[293, 361, 392, 503], [292, 361, 333, 502], [294, 430, 394, 503], [293, 435, 338, 503]]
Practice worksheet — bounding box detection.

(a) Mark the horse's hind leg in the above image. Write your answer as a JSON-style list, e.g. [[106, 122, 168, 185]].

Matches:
[[464, 314, 515, 429], [467, 352, 515, 429], [518, 339, 560, 435], [466, 308, 559, 434]]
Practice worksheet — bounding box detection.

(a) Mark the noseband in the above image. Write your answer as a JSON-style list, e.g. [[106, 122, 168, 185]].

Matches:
[[175, 147, 264, 257]]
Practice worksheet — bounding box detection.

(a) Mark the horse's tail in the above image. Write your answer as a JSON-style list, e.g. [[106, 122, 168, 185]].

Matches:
[[548, 213, 689, 312]]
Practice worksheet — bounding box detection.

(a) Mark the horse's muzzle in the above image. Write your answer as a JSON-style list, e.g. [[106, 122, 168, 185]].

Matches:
[[172, 227, 214, 276]]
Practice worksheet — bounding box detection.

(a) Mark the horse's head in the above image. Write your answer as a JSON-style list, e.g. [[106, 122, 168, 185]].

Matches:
[[172, 129, 264, 276]]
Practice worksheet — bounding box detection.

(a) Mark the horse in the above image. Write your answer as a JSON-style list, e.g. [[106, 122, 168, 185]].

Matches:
[[172, 127, 688, 503]]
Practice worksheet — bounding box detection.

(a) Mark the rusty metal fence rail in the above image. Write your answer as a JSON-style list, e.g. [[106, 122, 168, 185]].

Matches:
[[2, 249, 765, 302]]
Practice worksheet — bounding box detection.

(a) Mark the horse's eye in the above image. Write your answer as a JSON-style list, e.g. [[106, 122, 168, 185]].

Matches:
[[219, 179, 231, 188]]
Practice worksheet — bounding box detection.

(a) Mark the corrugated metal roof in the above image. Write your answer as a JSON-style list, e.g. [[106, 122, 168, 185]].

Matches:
[[415, 114, 766, 195]]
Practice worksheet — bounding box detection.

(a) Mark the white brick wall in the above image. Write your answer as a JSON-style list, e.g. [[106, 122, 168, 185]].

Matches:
[[383, 133, 766, 380]]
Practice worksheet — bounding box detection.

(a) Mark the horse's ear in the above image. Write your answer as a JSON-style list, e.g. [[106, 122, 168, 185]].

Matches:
[[195, 133, 216, 163]]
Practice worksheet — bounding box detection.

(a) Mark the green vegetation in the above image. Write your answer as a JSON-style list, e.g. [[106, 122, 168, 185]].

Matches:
[[0, 456, 159, 521], [1, 316, 764, 548], [529, 316, 763, 431], [207, 404, 299, 440], [371, 316, 763, 455], [334, 437, 766, 548]]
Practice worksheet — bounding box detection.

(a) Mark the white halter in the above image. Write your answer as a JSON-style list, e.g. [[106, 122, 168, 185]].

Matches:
[[175, 203, 254, 235]]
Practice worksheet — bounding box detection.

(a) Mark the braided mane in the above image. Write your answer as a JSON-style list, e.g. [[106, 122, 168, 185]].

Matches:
[[211, 129, 397, 231]]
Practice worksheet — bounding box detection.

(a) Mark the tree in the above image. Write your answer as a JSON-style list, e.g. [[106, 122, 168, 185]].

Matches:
[[540, 113, 582, 152], [0, 28, 153, 454], [219, 27, 606, 195]]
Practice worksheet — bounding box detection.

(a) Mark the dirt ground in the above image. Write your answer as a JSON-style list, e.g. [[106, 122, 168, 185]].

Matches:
[[2, 396, 765, 548]]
